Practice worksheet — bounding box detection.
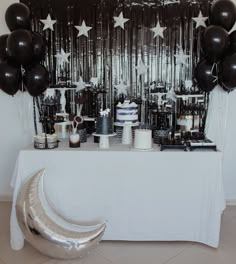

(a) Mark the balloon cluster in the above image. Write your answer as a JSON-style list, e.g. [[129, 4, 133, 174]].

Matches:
[[194, 0, 236, 93], [0, 3, 49, 96]]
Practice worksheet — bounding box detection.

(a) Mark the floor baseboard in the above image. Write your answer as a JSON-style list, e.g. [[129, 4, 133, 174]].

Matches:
[[225, 199, 236, 206], [0, 195, 12, 202]]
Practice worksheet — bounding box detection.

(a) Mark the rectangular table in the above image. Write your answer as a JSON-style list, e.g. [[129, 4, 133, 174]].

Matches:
[[10, 139, 225, 250]]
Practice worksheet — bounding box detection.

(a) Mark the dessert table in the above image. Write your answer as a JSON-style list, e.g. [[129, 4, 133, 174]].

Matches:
[[10, 138, 225, 250]]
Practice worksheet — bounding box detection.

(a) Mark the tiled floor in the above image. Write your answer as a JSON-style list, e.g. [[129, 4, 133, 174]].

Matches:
[[0, 202, 236, 264]]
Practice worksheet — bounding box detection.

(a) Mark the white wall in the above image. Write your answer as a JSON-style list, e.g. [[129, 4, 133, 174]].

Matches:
[[0, 0, 236, 200], [0, 0, 34, 198]]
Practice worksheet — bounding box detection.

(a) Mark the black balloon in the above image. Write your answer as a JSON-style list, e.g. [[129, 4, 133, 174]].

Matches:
[[7, 29, 33, 66], [194, 60, 216, 92], [0, 61, 21, 96], [32, 32, 47, 62], [210, 0, 236, 32], [23, 64, 49, 96], [230, 31, 236, 52], [5, 3, 31, 31], [219, 53, 236, 89], [202, 25, 229, 63], [0, 34, 9, 60]]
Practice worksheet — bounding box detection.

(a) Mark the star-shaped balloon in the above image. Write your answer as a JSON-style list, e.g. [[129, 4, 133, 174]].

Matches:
[[150, 21, 167, 38], [174, 48, 189, 66], [74, 20, 92, 37], [115, 80, 128, 95], [192, 11, 208, 29], [74, 77, 85, 92], [135, 60, 149, 75], [54, 48, 70, 67], [40, 14, 56, 31], [113, 12, 129, 29]]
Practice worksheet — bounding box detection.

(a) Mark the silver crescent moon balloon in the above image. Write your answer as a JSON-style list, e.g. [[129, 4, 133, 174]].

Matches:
[[16, 169, 106, 260]]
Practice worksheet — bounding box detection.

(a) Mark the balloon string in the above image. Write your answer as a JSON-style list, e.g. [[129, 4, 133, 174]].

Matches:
[[33, 97, 38, 135]]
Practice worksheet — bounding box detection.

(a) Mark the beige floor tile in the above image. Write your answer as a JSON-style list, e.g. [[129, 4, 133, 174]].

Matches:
[[41, 250, 112, 264], [95, 241, 193, 264]]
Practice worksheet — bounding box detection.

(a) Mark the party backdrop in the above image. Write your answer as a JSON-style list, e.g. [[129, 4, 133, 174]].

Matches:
[[20, 0, 212, 103]]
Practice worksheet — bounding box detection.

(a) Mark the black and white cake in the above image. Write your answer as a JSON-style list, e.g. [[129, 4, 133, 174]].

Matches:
[[96, 109, 113, 135]]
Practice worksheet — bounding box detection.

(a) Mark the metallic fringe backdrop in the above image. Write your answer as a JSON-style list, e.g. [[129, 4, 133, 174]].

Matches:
[[20, 0, 212, 107]]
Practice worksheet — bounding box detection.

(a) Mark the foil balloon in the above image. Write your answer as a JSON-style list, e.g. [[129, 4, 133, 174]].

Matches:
[[210, 0, 236, 32], [16, 169, 106, 260], [5, 3, 31, 31]]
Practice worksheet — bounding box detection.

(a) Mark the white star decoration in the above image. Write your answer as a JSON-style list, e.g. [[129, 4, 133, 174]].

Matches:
[[192, 11, 208, 29], [115, 80, 128, 95], [74, 77, 85, 92], [166, 87, 177, 102], [40, 14, 56, 31], [185, 80, 193, 90], [174, 48, 189, 66], [90, 77, 99, 87], [135, 60, 149, 75], [151, 21, 167, 38], [54, 48, 70, 67], [74, 20, 92, 37], [113, 12, 129, 29]]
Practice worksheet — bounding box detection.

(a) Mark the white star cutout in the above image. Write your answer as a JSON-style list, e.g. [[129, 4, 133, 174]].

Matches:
[[90, 77, 99, 87], [113, 12, 129, 29], [174, 48, 189, 66], [115, 80, 128, 95], [40, 14, 56, 31], [135, 60, 149, 75], [151, 21, 167, 38], [185, 80, 193, 90], [229, 22, 236, 34], [192, 11, 208, 29], [74, 77, 85, 92], [166, 87, 177, 102], [54, 48, 70, 67], [74, 20, 92, 37]]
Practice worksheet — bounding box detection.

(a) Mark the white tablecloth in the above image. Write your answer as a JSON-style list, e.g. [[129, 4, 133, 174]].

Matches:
[[10, 139, 225, 250]]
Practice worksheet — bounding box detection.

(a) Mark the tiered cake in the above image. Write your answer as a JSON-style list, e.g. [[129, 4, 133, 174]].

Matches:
[[116, 100, 138, 124], [96, 109, 113, 135]]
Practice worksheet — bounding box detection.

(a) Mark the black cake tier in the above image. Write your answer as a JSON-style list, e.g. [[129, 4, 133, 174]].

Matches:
[[96, 116, 113, 134]]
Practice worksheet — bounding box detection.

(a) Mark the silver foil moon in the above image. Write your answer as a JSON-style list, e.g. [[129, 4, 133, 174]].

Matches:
[[16, 169, 106, 260]]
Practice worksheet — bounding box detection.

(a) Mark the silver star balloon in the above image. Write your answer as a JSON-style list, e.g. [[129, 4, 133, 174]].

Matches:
[[135, 60, 149, 75], [115, 80, 128, 95], [150, 21, 167, 38], [74, 77, 85, 92], [174, 48, 189, 66], [74, 20, 92, 37], [113, 12, 129, 29], [192, 11, 208, 29], [54, 48, 70, 67], [40, 14, 56, 31]]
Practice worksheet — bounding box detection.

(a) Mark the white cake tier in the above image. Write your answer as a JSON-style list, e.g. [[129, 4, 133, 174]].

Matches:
[[116, 114, 138, 121], [134, 129, 152, 150], [116, 100, 139, 123]]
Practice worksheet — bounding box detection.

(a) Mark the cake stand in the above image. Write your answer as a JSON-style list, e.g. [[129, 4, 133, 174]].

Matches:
[[92, 133, 116, 149], [114, 122, 140, 145]]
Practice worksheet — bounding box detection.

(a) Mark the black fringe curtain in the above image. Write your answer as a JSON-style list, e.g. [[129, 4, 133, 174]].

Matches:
[[20, 0, 212, 98]]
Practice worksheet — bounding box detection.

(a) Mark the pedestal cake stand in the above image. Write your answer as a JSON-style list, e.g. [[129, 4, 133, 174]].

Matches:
[[114, 122, 140, 145], [92, 133, 117, 149]]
